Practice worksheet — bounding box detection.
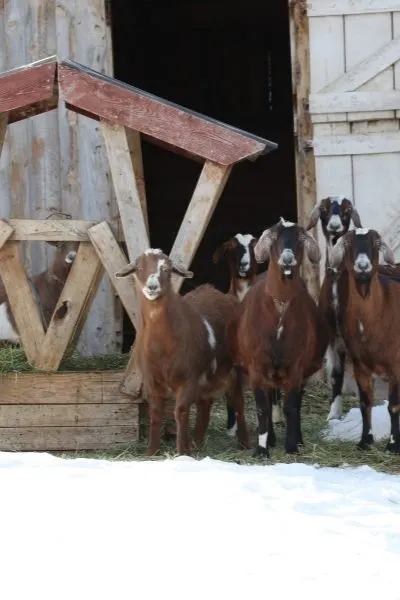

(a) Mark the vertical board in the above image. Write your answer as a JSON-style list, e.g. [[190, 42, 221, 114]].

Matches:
[[392, 13, 400, 119]]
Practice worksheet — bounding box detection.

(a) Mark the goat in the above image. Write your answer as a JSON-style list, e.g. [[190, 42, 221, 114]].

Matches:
[[115, 248, 249, 456], [232, 217, 330, 456], [329, 227, 400, 452], [0, 240, 78, 342], [213, 232, 284, 436]]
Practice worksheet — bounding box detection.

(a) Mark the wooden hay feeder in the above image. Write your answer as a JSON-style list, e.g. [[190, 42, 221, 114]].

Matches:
[[0, 55, 277, 452]]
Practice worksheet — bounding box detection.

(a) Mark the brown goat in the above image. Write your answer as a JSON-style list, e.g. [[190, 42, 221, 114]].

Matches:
[[115, 248, 249, 456], [232, 217, 330, 456], [329, 227, 400, 452], [0, 240, 78, 342]]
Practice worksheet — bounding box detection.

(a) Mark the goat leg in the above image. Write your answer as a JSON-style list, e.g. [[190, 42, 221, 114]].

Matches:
[[354, 365, 374, 450], [225, 366, 242, 437], [295, 386, 305, 446], [284, 387, 302, 454], [271, 388, 285, 426], [194, 397, 213, 449], [326, 344, 346, 421], [386, 381, 400, 454], [147, 394, 164, 456], [253, 388, 273, 458], [174, 385, 194, 455], [227, 370, 250, 449]]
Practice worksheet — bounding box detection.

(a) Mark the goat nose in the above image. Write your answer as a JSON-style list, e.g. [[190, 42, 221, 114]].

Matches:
[[282, 254, 293, 265], [147, 281, 158, 291], [330, 221, 341, 231]]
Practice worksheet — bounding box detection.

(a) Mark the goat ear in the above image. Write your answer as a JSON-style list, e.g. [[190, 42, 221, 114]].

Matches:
[[377, 236, 396, 265], [351, 207, 362, 228], [212, 239, 236, 264], [172, 263, 194, 279], [304, 232, 321, 264], [329, 236, 346, 269], [305, 203, 321, 231], [254, 228, 275, 263], [115, 262, 137, 278]]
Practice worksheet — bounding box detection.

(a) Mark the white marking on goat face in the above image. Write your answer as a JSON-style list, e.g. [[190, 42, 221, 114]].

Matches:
[[65, 251, 77, 264], [278, 248, 297, 274], [258, 432, 268, 448], [354, 252, 372, 274], [0, 303, 20, 343], [355, 228, 369, 236], [279, 217, 295, 228], [145, 248, 163, 256], [203, 318, 217, 350], [142, 258, 166, 301], [326, 214, 344, 233], [235, 233, 255, 275]]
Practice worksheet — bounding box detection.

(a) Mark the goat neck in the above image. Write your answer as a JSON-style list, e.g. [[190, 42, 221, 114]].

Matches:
[[264, 256, 300, 303]]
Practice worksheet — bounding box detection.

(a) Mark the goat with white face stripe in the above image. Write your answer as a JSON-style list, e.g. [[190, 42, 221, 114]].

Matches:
[[116, 249, 249, 456]]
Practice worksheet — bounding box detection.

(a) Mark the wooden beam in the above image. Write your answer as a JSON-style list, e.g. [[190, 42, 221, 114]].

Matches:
[[170, 160, 232, 292], [0, 57, 57, 115], [313, 131, 400, 156], [320, 36, 400, 93], [0, 220, 14, 251], [126, 129, 149, 239], [0, 219, 122, 241], [88, 221, 137, 326], [7, 97, 58, 124], [0, 403, 137, 427], [0, 113, 8, 157], [0, 242, 45, 364], [101, 120, 150, 261], [291, 0, 320, 301], [58, 60, 277, 166], [310, 91, 400, 114], [307, 0, 400, 16], [34, 243, 103, 370]]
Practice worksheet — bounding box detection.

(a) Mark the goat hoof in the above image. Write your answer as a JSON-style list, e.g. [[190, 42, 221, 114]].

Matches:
[[253, 446, 270, 459], [357, 434, 374, 450], [386, 436, 400, 454]]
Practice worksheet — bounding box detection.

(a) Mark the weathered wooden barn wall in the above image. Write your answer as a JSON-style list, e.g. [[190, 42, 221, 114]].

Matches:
[[0, 0, 121, 356], [308, 0, 400, 279]]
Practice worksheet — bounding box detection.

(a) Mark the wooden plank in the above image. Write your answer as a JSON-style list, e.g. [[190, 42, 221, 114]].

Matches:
[[101, 120, 150, 261], [88, 221, 138, 326], [310, 91, 400, 114], [0, 403, 138, 428], [313, 131, 400, 155], [0, 220, 14, 251], [0, 59, 57, 114], [0, 241, 45, 364], [34, 243, 104, 370], [307, 0, 400, 16], [126, 128, 149, 239], [169, 160, 232, 292], [0, 371, 136, 404], [392, 14, 400, 119], [0, 425, 138, 452], [58, 61, 277, 166], [1, 218, 121, 241], [321, 36, 400, 93], [7, 97, 58, 124], [0, 113, 7, 156]]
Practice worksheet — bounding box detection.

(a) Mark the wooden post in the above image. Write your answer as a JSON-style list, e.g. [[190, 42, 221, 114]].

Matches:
[[0, 114, 8, 157], [290, 0, 320, 301], [126, 128, 149, 239]]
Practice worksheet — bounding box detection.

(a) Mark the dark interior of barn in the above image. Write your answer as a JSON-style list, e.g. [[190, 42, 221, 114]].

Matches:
[[110, 0, 297, 351]]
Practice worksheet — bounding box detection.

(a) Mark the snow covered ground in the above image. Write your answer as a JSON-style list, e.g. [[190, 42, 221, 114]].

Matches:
[[324, 400, 390, 441], [1, 452, 400, 600]]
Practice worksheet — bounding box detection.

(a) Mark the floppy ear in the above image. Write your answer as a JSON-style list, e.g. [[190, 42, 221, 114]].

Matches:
[[377, 236, 396, 265], [212, 239, 236, 264], [304, 232, 321, 264], [172, 262, 194, 279], [350, 207, 362, 228], [329, 236, 346, 270], [115, 262, 137, 278], [254, 228, 276, 263], [306, 203, 321, 231]]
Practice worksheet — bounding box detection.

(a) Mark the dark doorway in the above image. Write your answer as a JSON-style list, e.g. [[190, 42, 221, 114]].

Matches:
[[110, 0, 297, 351]]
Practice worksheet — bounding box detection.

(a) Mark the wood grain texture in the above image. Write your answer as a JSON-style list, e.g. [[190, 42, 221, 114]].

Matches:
[[0, 371, 136, 404], [310, 91, 400, 114], [0, 241, 45, 364], [126, 128, 149, 238], [307, 0, 400, 16], [35, 242, 104, 370], [58, 61, 277, 165], [0, 113, 7, 155], [0, 220, 14, 251], [0, 403, 138, 427], [88, 221, 138, 327], [2, 218, 121, 241], [0, 425, 138, 451], [313, 131, 400, 155], [0, 59, 57, 114]]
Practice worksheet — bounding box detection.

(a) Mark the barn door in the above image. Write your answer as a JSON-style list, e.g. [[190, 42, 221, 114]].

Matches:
[[307, 0, 400, 266]]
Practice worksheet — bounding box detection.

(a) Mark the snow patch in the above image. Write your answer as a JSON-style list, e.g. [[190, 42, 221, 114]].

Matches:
[[324, 401, 390, 441]]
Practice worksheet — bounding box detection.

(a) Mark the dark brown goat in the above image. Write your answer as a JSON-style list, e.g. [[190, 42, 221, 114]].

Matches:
[[0, 241, 78, 341], [329, 227, 400, 452], [232, 217, 330, 456], [115, 248, 249, 455]]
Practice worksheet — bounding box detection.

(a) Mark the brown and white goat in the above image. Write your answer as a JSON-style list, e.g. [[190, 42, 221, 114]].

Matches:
[[0, 240, 78, 342], [232, 217, 330, 456], [306, 196, 362, 420], [213, 232, 284, 435], [329, 228, 400, 452], [115, 248, 249, 456]]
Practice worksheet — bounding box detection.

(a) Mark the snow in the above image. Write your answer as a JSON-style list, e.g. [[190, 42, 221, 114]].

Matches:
[[324, 400, 390, 441], [1, 453, 400, 599]]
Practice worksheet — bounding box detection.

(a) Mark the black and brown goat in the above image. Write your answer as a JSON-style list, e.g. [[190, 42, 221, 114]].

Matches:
[[115, 248, 249, 456], [0, 240, 78, 342], [232, 217, 330, 456], [329, 227, 400, 452], [213, 232, 284, 435]]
